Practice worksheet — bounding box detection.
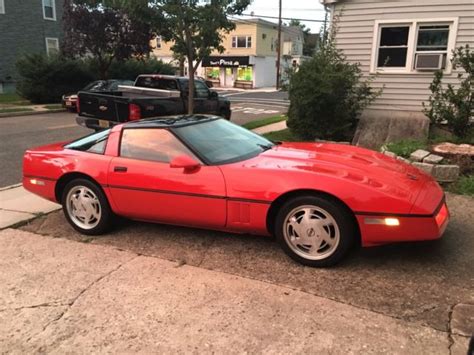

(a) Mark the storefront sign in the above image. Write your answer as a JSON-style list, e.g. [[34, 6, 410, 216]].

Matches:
[[202, 56, 250, 67]]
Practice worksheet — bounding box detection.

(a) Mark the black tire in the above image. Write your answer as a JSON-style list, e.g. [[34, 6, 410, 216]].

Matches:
[[221, 109, 231, 120], [274, 195, 356, 267], [61, 178, 114, 235]]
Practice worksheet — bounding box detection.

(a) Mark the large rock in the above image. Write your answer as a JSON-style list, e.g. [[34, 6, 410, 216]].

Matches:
[[410, 149, 431, 162], [423, 154, 444, 164], [433, 164, 460, 182], [352, 109, 430, 149], [412, 162, 435, 175]]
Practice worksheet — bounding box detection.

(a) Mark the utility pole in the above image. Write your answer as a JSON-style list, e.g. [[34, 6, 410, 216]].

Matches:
[[275, 0, 282, 89]]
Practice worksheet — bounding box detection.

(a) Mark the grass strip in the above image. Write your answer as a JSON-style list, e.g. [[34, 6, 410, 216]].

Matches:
[[243, 115, 287, 130]]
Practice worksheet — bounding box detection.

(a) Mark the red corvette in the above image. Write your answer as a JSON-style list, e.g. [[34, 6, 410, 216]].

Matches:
[[23, 115, 449, 267]]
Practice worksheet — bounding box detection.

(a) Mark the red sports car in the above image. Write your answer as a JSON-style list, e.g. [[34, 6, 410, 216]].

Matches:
[[23, 116, 449, 267]]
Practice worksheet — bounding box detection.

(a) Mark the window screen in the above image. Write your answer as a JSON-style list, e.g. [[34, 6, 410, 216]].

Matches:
[[377, 26, 409, 67], [417, 25, 449, 51]]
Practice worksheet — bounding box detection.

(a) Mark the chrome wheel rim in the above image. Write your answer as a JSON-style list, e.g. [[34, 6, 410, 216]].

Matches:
[[66, 186, 101, 230], [283, 205, 340, 261]]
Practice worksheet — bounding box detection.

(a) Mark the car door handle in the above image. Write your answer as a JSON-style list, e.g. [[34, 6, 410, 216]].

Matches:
[[114, 166, 128, 172]]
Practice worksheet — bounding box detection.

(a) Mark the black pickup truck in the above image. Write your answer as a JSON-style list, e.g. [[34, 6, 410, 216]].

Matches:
[[76, 75, 231, 130]]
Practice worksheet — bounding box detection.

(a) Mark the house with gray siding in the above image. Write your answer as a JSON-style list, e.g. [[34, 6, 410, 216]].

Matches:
[[0, 0, 64, 93], [321, 0, 474, 145]]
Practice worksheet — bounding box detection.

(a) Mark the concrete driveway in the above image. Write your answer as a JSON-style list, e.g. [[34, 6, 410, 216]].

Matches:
[[7, 193, 472, 353]]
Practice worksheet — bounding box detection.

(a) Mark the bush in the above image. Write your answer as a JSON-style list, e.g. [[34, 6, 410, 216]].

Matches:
[[423, 45, 473, 138], [16, 55, 176, 104], [93, 58, 175, 80], [16, 54, 94, 104], [287, 15, 381, 141]]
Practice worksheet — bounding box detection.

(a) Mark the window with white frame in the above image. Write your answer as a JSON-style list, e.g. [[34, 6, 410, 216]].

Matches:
[[371, 19, 458, 73], [155, 36, 162, 49], [43, 0, 56, 20], [232, 36, 252, 48], [45, 37, 59, 56], [0, 0, 5, 14]]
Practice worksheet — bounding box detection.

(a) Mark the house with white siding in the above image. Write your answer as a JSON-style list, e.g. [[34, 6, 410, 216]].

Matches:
[[321, 0, 474, 146]]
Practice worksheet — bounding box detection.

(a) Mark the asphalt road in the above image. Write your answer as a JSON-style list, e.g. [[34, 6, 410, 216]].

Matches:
[[0, 97, 287, 187], [0, 112, 89, 188], [21, 193, 474, 335]]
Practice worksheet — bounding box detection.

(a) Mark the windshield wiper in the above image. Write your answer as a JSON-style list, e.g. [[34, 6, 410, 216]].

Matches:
[[257, 143, 274, 152]]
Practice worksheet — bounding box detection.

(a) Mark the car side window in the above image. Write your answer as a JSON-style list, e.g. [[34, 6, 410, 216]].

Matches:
[[195, 81, 209, 99], [120, 128, 199, 163]]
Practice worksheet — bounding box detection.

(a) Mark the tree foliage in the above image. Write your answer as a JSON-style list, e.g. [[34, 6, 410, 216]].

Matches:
[[62, 0, 153, 79], [145, 0, 251, 113], [423, 45, 473, 138], [286, 19, 317, 56], [287, 14, 381, 141]]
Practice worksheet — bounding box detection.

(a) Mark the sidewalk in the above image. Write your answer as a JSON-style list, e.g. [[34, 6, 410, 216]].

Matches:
[[0, 228, 458, 353], [252, 120, 287, 134], [0, 185, 60, 229]]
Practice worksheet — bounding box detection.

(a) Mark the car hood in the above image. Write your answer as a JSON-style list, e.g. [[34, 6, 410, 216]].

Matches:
[[248, 142, 433, 204]]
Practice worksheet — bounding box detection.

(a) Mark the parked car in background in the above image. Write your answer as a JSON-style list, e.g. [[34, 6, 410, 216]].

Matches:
[[62, 79, 134, 112], [23, 115, 449, 267], [76, 75, 231, 131]]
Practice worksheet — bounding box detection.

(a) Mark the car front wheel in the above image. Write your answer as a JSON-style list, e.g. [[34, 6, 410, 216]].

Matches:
[[61, 178, 113, 235], [275, 195, 356, 267]]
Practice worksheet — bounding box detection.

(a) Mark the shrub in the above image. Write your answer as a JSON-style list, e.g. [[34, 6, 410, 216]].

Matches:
[[16, 54, 94, 104], [423, 45, 473, 138], [287, 14, 381, 141], [16, 54, 175, 103], [104, 58, 175, 80]]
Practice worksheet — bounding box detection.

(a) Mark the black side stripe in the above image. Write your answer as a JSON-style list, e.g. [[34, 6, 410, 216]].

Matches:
[[106, 184, 271, 205]]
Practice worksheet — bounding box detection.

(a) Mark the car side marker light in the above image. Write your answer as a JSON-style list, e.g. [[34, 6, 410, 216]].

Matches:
[[30, 179, 45, 186], [364, 217, 400, 226]]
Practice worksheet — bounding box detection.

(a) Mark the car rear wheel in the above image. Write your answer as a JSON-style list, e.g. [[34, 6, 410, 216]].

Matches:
[[61, 179, 113, 235], [275, 195, 355, 267]]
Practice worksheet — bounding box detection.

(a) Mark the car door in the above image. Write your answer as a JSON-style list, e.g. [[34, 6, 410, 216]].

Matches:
[[107, 127, 226, 228], [193, 80, 218, 114]]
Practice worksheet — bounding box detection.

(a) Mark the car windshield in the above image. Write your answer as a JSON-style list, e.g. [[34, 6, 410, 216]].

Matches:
[[173, 119, 275, 165], [64, 129, 110, 154]]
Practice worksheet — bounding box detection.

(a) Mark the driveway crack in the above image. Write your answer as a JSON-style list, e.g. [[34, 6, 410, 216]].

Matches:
[[26, 254, 140, 344]]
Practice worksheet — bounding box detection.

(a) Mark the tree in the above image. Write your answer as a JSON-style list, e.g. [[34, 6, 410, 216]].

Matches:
[[422, 45, 473, 138], [62, 0, 153, 79], [287, 19, 317, 56], [287, 14, 381, 141], [146, 0, 251, 114]]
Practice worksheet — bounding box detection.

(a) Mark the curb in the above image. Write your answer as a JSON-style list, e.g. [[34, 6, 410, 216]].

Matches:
[[0, 183, 22, 191], [0, 108, 67, 118]]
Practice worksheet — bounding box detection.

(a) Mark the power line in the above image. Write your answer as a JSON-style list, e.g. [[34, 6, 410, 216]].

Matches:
[[240, 13, 326, 23]]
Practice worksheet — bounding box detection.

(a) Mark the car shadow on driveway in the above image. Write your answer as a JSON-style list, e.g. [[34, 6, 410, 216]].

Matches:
[[20, 193, 473, 332]]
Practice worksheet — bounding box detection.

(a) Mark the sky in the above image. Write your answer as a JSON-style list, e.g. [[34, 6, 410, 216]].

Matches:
[[236, 0, 327, 34]]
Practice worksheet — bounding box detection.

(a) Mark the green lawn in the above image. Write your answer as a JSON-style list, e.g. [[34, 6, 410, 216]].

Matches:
[[385, 140, 429, 158], [263, 128, 305, 142], [44, 104, 64, 110], [0, 93, 30, 105], [0, 107, 34, 114], [243, 115, 287, 130], [448, 175, 474, 196]]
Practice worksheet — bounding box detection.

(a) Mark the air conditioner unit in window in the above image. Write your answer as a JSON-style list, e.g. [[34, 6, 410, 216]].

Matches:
[[415, 53, 445, 71]]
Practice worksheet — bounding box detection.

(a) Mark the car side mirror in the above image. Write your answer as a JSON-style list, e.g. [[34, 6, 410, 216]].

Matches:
[[170, 155, 200, 172], [209, 90, 218, 99]]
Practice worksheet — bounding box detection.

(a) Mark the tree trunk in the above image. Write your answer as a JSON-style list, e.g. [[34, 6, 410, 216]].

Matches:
[[187, 59, 194, 114], [179, 57, 185, 76]]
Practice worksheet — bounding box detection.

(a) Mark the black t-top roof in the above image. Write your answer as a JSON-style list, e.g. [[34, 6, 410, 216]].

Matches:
[[123, 114, 220, 129]]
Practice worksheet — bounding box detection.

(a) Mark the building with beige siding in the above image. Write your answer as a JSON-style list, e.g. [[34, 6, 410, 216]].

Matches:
[[321, 0, 473, 139], [151, 18, 305, 89]]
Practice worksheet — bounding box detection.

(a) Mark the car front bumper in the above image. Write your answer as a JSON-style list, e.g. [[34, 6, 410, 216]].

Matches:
[[357, 199, 450, 247]]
